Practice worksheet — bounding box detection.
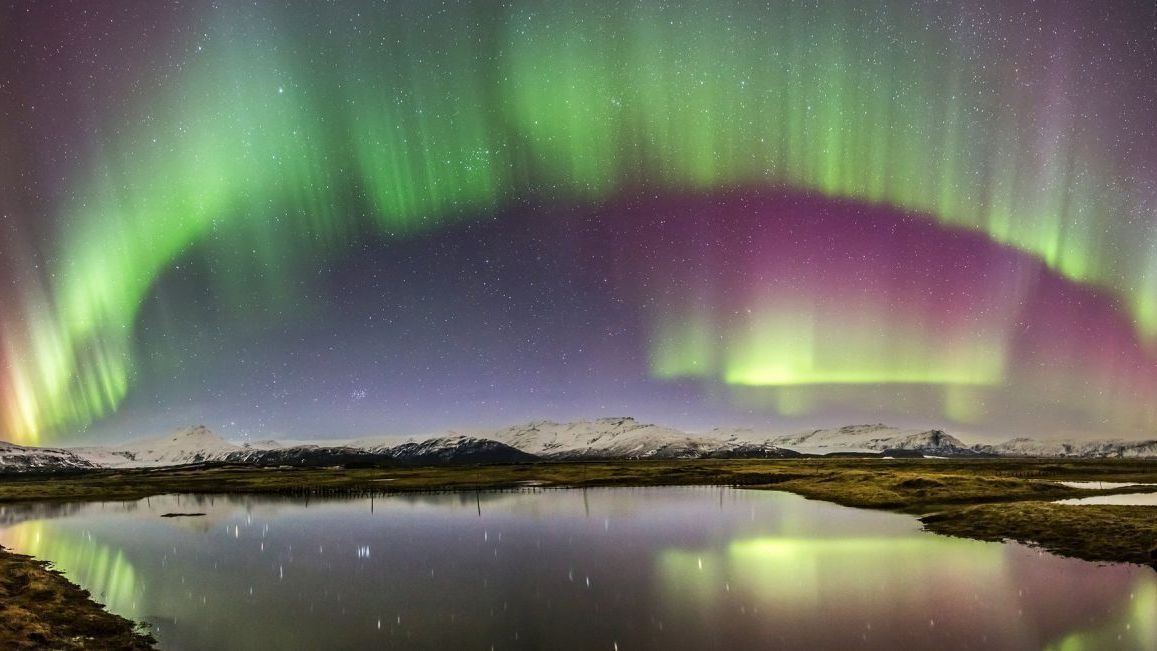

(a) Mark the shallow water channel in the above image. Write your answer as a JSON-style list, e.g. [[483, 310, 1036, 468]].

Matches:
[[0, 487, 1153, 650]]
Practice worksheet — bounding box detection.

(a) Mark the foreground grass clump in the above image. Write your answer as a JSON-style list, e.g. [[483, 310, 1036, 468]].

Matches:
[[1, 458, 1153, 506], [922, 503, 1157, 566], [770, 469, 1076, 511], [0, 546, 155, 650]]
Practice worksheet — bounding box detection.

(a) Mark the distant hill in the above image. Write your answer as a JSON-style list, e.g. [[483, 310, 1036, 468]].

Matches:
[[71, 425, 244, 467], [761, 424, 981, 457], [229, 435, 536, 467], [55, 419, 987, 469], [975, 437, 1157, 459], [5, 417, 1157, 474], [66, 427, 535, 469], [0, 441, 98, 474], [487, 417, 796, 459]]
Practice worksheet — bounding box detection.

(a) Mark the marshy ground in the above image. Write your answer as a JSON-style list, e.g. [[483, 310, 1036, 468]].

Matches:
[[0, 545, 154, 649], [1, 457, 1155, 648]]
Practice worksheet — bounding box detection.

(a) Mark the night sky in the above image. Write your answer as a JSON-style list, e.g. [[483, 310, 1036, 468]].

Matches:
[[2, 0, 1155, 445]]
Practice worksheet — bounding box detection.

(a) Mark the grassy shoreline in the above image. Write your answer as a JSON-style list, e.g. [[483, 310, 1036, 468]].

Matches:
[[1, 458, 1155, 648], [0, 545, 155, 649]]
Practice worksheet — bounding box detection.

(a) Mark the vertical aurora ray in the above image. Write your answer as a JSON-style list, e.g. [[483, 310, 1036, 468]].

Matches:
[[4, 5, 352, 442], [498, 0, 1155, 336], [614, 192, 1157, 430], [2, 0, 1155, 442]]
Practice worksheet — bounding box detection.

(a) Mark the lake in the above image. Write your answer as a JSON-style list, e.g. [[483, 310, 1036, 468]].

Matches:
[[1, 487, 1153, 650]]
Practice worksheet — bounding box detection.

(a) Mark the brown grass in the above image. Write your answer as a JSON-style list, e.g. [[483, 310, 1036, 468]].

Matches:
[[0, 545, 155, 650], [922, 503, 1157, 566]]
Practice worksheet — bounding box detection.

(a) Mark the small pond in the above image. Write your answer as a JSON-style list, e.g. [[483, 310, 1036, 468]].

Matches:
[[1, 487, 1153, 650]]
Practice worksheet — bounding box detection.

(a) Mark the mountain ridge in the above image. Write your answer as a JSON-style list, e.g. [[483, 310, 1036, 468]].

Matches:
[[0, 440, 98, 474], [5, 418, 1157, 473]]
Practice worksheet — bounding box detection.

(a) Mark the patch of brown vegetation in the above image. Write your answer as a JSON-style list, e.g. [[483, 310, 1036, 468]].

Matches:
[[0, 545, 154, 650], [922, 503, 1157, 567], [771, 469, 1078, 512]]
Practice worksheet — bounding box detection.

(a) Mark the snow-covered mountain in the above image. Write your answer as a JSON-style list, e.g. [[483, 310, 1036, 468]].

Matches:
[[227, 435, 535, 467], [975, 437, 1157, 459], [7, 417, 1157, 475], [487, 417, 797, 459], [68, 427, 534, 469], [767, 424, 979, 456], [224, 443, 389, 468], [0, 441, 97, 473], [72, 425, 246, 468], [700, 440, 805, 459], [487, 417, 696, 458], [386, 435, 538, 464]]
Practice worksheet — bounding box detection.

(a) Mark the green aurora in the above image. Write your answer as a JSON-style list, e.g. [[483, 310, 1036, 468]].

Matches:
[[2, 0, 1154, 442]]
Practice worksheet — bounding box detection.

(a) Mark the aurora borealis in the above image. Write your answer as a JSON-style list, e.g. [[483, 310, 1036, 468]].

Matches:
[[2, 0, 1155, 444]]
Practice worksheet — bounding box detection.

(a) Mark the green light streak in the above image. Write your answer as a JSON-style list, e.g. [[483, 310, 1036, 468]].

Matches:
[[720, 305, 1007, 387], [1044, 578, 1157, 651], [658, 534, 1007, 615], [650, 309, 717, 380], [659, 533, 1156, 649], [0, 521, 143, 618]]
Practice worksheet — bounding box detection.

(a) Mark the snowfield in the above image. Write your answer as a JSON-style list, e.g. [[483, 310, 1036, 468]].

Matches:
[[4, 417, 1156, 473]]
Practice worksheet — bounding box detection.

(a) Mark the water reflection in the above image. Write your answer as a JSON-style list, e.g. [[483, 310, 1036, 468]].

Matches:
[[1046, 580, 1156, 651], [1058, 482, 1157, 490], [0, 488, 1152, 650], [0, 520, 143, 618], [658, 532, 1152, 649]]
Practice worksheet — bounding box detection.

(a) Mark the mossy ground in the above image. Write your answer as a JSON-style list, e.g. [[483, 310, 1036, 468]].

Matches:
[[920, 503, 1157, 566], [0, 546, 155, 650], [1, 457, 1155, 648]]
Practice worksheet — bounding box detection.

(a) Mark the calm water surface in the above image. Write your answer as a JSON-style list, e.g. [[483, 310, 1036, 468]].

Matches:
[[1, 487, 1153, 650], [1056, 493, 1157, 506], [1058, 482, 1157, 490]]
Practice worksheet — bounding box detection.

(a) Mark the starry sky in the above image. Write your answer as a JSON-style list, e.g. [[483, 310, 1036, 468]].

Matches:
[[1, 0, 1155, 445]]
